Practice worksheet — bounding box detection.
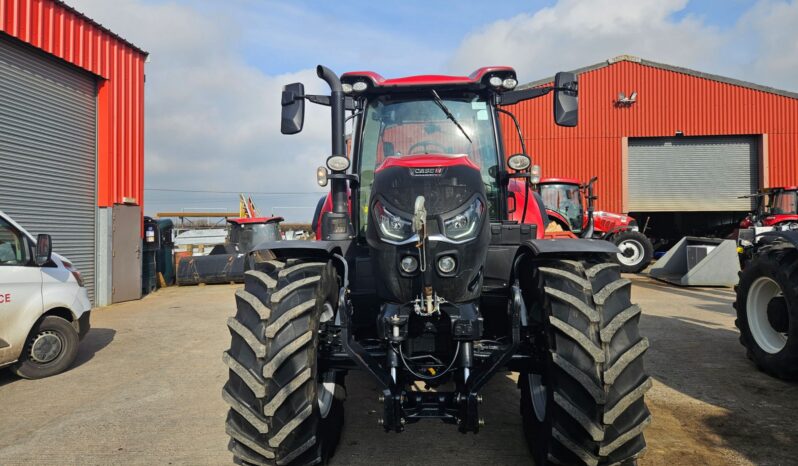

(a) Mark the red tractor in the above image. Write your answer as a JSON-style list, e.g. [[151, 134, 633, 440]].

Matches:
[[740, 186, 798, 230], [535, 177, 654, 273], [222, 65, 651, 465]]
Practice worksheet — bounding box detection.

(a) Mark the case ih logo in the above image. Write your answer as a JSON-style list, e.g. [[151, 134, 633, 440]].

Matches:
[[410, 167, 445, 177]]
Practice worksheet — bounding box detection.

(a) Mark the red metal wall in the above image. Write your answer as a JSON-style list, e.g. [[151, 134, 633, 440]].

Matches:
[[501, 59, 798, 213], [0, 0, 146, 207]]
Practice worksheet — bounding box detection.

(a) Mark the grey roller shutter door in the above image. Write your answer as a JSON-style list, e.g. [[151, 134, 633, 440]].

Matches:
[[628, 136, 758, 212], [0, 35, 97, 302]]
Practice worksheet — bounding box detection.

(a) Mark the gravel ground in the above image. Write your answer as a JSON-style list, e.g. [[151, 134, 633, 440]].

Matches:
[[0, 275, 795, 465]]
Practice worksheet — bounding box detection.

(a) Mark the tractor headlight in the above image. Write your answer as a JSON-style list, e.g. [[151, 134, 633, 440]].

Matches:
[[442, 198, 484, 241], [629, 220, 639, 232], [374, 201, 413, 242]]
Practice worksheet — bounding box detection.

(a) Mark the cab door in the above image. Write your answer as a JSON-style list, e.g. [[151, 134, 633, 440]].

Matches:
[[0, 217, 42, 365]]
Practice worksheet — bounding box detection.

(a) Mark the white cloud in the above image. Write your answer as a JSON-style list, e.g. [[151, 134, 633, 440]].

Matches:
[[448, 0, 725, 81], [69, 0, 333, 220], [733, 0, 798, 90], [66, 0, 798, 220]]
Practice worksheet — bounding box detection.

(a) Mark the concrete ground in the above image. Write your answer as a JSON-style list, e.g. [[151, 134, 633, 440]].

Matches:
[[1, 276, 796, 465]]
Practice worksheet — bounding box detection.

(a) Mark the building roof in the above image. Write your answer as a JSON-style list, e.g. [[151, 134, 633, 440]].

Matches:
[[56, 0, 147, 56], [520, 54, 798, 100]]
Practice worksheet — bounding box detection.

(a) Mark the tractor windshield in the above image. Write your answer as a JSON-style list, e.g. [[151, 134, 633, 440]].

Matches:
[[770, 190, 798, 215], [357, 92, 500, 232], [539, 183, 584, 232]]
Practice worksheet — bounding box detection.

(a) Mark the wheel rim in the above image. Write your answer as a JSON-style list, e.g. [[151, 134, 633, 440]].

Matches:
[[527, 374, 547, 422], [317, 302, 336, 418], [29, 331, 63, 364], [617, 239, 644, 266], [747, 276, 788, 354]]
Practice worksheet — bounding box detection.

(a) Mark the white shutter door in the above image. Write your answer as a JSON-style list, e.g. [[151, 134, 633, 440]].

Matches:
[[0, 35, 97, 302], [628, 136, 758, 212]]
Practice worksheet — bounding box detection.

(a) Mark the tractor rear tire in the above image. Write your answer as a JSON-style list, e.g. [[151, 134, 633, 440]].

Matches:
[[223, 259, 345, 465], [519, 257, 651, 466], [612, 231, 653, 274], [734, 245, 798, 380]]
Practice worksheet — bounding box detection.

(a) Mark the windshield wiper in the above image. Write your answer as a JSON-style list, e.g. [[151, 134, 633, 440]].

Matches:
[[431, 90, 472, 144]]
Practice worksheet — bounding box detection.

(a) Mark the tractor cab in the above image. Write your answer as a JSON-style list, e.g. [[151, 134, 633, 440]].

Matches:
[[537, 177, 587, 234], [225, 216, 283, 253]]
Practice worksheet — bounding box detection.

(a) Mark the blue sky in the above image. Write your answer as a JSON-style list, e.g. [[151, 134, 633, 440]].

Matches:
[[69, 0, 795, 221]]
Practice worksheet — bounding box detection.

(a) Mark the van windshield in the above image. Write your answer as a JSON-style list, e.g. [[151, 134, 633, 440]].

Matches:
[[357, 93, 500, 232]]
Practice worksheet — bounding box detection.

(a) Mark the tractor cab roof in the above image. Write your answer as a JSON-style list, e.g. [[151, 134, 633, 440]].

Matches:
[[227, 216, 283, 225], [539, 177, 582, 186], [340, 67, 517, 94]]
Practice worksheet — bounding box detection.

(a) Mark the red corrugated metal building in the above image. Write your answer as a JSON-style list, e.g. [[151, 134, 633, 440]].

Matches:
[[502, 55, 798, 240], [0, 0, 146, 305]]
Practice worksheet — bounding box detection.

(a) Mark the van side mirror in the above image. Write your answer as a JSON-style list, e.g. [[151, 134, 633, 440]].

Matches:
[[281, 82, 305, 134], [35, 234, 52, 266], [553, 72, 578, 127]]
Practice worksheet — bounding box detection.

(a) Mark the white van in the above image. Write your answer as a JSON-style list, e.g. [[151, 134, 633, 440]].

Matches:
[[0, 210, 91, 379]]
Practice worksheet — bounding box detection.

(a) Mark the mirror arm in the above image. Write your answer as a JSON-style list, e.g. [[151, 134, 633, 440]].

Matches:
[[496, 108, 528, 157], [293, 94, 357, 111], [499, 86, 552, 105]]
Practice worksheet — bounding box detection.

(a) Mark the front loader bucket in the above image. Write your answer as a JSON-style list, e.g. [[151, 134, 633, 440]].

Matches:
[[176, 253, 245, 285], [649, 236, 740, 287]]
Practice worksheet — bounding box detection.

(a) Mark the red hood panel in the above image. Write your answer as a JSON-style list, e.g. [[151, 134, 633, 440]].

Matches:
[[375, 154, 480, 172]]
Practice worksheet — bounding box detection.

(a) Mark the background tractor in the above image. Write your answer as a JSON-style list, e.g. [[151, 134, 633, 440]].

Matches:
[[734, 230, 798, 380], [177, 216, 282, 285], [736, 187, 798, 264], [536, 177, 654, 273], [740, 186, 798, 230], [222, 64, 651, 465]]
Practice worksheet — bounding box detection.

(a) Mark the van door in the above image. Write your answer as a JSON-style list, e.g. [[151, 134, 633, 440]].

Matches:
[[0, 217, 43, 364]]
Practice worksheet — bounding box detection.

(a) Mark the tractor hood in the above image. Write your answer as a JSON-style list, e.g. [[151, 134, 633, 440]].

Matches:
[[592, 210, 637, 233], [373, 154, 482, 215]]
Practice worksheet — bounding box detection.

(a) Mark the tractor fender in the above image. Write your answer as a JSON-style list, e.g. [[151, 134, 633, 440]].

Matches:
[[520, 237, 620, 256], [248, 240, 352, 262], [757, 230, 798, 249]]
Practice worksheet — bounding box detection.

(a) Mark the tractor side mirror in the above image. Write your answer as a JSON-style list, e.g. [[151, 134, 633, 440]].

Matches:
[[35, 234, 52, 266], [553, 72, 578, 127], [281, 82, 305, 134]]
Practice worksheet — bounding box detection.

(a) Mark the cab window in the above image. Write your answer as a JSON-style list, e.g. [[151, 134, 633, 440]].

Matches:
[[0, 218, 28, 266], [358, 93, 500, 233]]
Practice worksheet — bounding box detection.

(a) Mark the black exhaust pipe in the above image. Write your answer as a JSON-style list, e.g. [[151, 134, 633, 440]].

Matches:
[[316, 65, 352, 240], [317, 65, 347, 216]]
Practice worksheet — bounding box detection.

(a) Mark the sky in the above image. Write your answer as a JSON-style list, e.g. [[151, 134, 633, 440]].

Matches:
[[66, 0, 798, 221]]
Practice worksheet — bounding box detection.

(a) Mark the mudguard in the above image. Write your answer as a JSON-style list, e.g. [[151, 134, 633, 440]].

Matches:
[[758, 230, 798, 249], [483, 238, 619, 292], [521, 238, 620, 255], [249, 240, 352, 261]]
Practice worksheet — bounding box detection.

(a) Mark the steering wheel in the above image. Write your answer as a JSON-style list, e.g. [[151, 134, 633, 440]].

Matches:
[[408, 141, 447, 155]]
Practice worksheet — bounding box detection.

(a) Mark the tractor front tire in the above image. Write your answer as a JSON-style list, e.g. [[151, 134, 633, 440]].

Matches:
[[734, 245, 798, 380], [223, 259, 345, 465], [520, 257, 651, 466], [612, 231, 653, 274]]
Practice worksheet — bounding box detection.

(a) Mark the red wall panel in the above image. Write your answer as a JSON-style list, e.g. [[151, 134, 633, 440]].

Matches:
[[502, 60, 798, 213], [1, 0, 146, 207]]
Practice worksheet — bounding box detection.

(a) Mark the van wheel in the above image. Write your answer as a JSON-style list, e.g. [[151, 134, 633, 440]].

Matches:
[[12, 316, 80, 379]]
